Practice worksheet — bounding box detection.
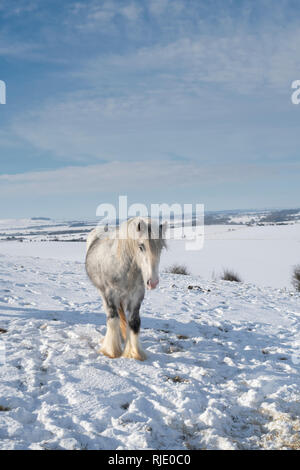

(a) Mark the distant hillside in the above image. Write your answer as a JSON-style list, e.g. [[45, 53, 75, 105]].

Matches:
[[204, 208, 300, 225], [0, 208, 299, 242]]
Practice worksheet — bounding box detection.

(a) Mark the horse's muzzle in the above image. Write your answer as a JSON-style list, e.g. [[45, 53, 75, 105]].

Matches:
[[147, 279, 159, 290]]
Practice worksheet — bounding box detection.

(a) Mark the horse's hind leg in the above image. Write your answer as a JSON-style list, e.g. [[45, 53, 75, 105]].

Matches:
[[122, 304, 146, 361], [99, 295, 123, 358]]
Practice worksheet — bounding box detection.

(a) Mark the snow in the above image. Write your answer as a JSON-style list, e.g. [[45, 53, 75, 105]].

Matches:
[[0, 241, 85, 262], [0, 218, 52, 229], [163, 223, 300, 288], [1, 222, 300, 288], [0, 245, 300, 450]]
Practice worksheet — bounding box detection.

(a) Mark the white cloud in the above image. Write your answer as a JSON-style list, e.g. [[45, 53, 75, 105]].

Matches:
[[68, 23, 300, 99], [0, 161, 198, 196], [104, 30, 300, 90], [148, 0, 169, 15], [10, 23, 300, 161], [70, 0, 142, 31], [6, 1, 300, 169], [0, 159, 287, 199], [120, 3, 141, 21], [0, 0, 37, 16], [0, 38, 40, 58]]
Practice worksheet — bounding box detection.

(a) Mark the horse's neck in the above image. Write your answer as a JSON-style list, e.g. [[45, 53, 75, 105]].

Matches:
[[115, 239, 139, 272]]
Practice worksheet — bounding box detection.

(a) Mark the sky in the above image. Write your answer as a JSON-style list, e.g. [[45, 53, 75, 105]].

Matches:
[[0, 0, 300, 218]]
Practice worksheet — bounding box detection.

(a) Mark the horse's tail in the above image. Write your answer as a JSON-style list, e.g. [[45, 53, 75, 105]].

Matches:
[[118, 304, 127, 340]]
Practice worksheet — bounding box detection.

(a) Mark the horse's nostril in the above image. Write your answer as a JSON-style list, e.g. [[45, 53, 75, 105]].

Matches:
[[147, 279, 159, 289]]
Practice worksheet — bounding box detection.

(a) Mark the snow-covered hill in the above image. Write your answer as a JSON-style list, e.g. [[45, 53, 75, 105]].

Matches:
[[1, 218, 300, 288], [0, 251, 299, 450]]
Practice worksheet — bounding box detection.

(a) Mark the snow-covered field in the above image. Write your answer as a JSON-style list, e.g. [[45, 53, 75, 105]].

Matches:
[[163, 223, 300, 289], [0, 241, 300, 450], [1, 221, 300, 288]]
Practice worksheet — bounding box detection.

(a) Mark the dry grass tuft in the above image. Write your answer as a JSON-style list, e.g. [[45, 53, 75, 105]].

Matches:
[[221, 269, 242, 282], [166, 264, 190, 275]]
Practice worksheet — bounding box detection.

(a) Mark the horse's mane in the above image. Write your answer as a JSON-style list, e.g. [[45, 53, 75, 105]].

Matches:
[[116, 218, 166, 261]]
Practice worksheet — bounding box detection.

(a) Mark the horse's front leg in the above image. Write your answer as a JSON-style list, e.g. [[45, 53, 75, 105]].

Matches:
[[100, 294, 123, 358], [122, 303, 147, 361]]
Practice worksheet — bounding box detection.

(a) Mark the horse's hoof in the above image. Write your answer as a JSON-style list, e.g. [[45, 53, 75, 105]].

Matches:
[[137, 351, 147, 361], [122, 348, 147, 361], [98, 347, 122, 359]]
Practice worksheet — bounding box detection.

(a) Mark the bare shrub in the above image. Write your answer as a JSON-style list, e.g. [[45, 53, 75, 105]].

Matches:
[[221, 269, 242, 282], [292, 265, 300, 292], [0, 405, 10, 412], [166, 264, 190, 275]]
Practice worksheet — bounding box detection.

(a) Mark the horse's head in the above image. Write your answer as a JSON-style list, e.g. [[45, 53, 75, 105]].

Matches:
[[128, 217, 167, 290]]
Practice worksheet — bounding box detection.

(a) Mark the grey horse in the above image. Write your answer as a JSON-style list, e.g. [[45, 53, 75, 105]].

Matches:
[[85, 217, 167, 360]]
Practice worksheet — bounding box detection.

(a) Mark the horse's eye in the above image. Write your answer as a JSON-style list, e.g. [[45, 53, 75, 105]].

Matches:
[[139, 244, 145, 252]]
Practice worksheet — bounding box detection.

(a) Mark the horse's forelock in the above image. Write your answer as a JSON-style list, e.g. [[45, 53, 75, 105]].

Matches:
[[117, 218, 166, 260]]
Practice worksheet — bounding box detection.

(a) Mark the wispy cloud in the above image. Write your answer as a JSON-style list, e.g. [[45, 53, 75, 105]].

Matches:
[[80, 28, 300, 91], [69, 0, 142, 31], [0, 158, 294, 199], [0, 161, 201, 196], [1, 0, 300, 214], [0, 0, 37, 17], [0, 38, 40, 58], [11, 21, 300, 162]]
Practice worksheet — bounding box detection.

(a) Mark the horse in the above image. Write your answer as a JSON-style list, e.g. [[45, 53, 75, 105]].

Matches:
[[85, 217, 167, 361]]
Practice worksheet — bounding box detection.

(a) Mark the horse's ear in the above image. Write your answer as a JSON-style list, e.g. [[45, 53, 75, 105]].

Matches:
[[136, 219, 147, 236], [128, 218, 147, 239]]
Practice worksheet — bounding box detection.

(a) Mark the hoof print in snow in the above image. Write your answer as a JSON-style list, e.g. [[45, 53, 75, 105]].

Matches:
[[121, 402, 130, 410], [188, 285, 211, 293], [177, 334, 189, 340], [167, 375, 188, 383], [165, 343, 183, 354]]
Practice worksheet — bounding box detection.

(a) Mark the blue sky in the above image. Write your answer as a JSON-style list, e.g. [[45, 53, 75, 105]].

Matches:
[[0, 0, 300, 218]]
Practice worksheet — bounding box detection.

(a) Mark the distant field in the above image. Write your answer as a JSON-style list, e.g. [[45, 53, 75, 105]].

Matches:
[[0, 221, 299, 289], [162, 223, 300, 289]]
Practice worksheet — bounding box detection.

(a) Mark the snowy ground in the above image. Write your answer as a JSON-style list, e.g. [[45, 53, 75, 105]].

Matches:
[[0, 247, 300, 450], [1, 217, 300, 288], [1, 221, 300, 288], [161, 223, 300, 289]]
